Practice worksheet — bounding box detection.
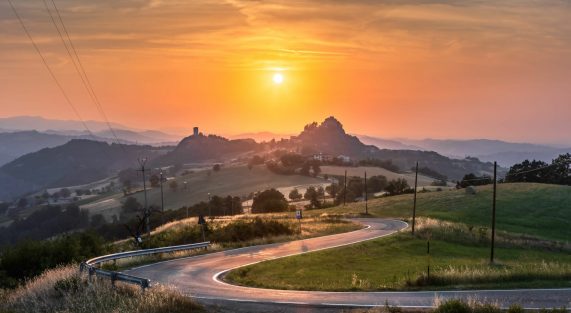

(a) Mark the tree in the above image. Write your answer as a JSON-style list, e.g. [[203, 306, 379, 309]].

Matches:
[[122, 180, 132, 195], [149, 174, 160, 188], [122, 197, 142, 213], [90, 214, 106, 228], [17, 198, 28, 209], [459, 173, 492, 188], [289, 188, 302, 201], [326, 183, 339, 198], [385, 178, 410, 195], [60, 188, 71, 199], [213, 164, 222, 172], [169, 180, 179, 192], [311, 162, 321, 177], [304, 186, 317, 200], [0, 202, 9, 215], [251, 189, 289, 213], [300, 162, 311, 176], [367, 175, 388, 193], [317, 186, 325, 197]]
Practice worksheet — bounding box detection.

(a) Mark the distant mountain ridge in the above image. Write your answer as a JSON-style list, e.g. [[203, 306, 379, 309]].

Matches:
[[0, 140, 171, 201], [359, 136, 570, 166]]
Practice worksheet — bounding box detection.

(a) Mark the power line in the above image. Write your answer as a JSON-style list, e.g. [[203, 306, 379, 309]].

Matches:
[[8, 0, 96, 138], [44, 0, 125, 148]]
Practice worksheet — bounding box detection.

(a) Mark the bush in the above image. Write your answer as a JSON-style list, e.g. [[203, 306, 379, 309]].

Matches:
[[433, 299, 472, 313], [507, 305, 524, 313], [251, 189, 289, 213], [473, 303, 501, 313]]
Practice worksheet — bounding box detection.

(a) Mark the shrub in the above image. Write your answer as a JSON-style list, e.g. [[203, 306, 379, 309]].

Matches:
[[473, 303, 501, 313], [251, 189, 289, 213], [507, 304, 524, 313], [433, 299, 472, 313]]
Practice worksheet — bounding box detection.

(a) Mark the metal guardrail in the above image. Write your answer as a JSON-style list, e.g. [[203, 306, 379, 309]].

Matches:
[[80, 241, 210, 289]]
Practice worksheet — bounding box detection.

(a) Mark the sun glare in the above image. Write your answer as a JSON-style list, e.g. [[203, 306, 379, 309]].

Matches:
[[272, 72, 284, 84]]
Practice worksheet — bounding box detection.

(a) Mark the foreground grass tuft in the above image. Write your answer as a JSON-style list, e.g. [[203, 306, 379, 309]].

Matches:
[[1, 265, 203, 313]]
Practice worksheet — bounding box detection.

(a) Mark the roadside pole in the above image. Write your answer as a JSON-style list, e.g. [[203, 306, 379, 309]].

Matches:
[[296, 209, 303, 236], [364, 171, 368, 214], [159, 171, 164, 224], [427, 239, 431, 281], [490, 161, 497, 263], [343, 170, 347, 206], [138, 158, 150, 238], [412, 161, 418, 235], [198, 215, 206, 242]]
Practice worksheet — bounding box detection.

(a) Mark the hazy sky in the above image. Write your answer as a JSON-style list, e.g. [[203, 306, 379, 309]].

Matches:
[[1, 0, 570, 144]]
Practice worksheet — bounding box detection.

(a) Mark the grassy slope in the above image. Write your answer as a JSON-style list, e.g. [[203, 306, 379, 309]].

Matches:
[[320, 165, 439, 187], [319, 183, 571, 241], [226, 183, 571, 291], [81, 165, 325, 218], [227, 233, 571, 291]]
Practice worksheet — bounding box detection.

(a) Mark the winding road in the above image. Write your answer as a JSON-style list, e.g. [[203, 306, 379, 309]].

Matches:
[[126, 219, 571, 310]]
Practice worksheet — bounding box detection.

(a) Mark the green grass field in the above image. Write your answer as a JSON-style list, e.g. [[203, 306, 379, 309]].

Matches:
[[226, 183, 571, 291], [317, 183, 571, 241]]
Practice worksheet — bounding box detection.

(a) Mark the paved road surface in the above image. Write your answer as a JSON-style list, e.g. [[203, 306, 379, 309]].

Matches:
[[127, 219, 571, 310]]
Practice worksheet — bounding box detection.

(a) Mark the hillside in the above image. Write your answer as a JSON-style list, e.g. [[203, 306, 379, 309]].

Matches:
[[0, 140, 170, 201], [0, 131, 73, 166], [286, 117, 497, 179], [360, 136, 571, 166], [154, 133, 259, 166]]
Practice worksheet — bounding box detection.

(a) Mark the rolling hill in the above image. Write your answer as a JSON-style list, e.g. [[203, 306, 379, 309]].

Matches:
[[0, 140, 171, 201]]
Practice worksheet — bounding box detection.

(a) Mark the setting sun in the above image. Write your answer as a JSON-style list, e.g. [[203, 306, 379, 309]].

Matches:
[[272, 73, 284, 85]]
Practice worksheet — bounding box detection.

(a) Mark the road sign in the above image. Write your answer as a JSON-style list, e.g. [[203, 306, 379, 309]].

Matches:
[[198, 215, 206, 225], [295, 209, 302, 220]]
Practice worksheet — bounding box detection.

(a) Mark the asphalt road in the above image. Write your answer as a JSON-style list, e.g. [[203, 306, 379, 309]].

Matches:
[[126, 219, 571, 310]]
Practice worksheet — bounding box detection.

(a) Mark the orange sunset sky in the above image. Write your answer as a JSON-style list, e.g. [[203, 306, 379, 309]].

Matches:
[[1, 0, 570, 144]]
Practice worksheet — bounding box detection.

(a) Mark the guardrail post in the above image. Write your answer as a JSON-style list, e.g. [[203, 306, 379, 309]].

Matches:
[[141, 279, 150, 291], [111, 272, 117, 288], [88, 266, 95, 284]]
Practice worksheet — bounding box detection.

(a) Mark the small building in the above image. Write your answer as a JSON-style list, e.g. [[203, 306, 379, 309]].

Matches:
[[193, 127, 199, 136], [337, 155, 351, 163], [313, 153, 333, 162]]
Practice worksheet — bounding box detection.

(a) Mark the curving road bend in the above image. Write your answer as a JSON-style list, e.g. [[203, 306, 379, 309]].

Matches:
[[126, 219, 571, 310]]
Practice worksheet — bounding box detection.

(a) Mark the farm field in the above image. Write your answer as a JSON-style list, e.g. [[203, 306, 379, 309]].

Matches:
[[81, 165, 325, 219], [320, 165, 445, 187]]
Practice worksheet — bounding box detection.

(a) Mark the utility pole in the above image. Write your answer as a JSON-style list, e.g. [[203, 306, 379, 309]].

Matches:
[[364, 171, 368, 214], [208, 192, 212, 217], [138, 158, 150, 237], [412, 161, 418, 235], [343, 170, 347, 206], [159, 170, 165, 224], [490, 161, 497, 263]]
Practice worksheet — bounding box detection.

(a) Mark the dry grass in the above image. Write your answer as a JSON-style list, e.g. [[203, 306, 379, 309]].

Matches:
[[107, 215, 361, 271], [1, 265, 203, 313]]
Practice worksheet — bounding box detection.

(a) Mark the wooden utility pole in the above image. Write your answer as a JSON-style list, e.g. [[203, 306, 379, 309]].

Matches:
[[412, 161, 418, 235], [343, 170, 347, 206], [364, 171, 368, 214], [159, 171, 165, 224], [138, 158, 150, 237], [490, 161, 497, 263]]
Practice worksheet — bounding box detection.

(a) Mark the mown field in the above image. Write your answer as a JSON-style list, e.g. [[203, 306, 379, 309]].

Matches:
[[226, 183, 571, 291], [320, 183, 571, 241], [320, 165, 442, 187]]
